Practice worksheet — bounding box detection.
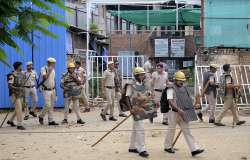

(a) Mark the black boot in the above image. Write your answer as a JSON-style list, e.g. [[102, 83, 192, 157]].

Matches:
[[7, 120, 16, 127], [61, 119, 68, 124], [197, 112, 203, 122], [17, 126, 26, 130], [48, 121, 59, 126], [164, 148, 175, 154], [77, 119, 85, 124], [24, 115, 29, 120], [100, 113, 107, 121], [236, 120, 246, 125], [109, 117, 117, 121], [139, 151, 149, 158], [209, 119, 215, 123], [191, 149, 204, 156], [38, 116, 44, 125], [29, 111, 37, 117]]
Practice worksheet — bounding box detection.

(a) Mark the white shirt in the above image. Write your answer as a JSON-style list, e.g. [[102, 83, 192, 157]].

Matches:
[[103, 69, 115, 87], [23, 70, 37, 87], [143, 60, 153, 73], [152, 71, 168, 89], [41, 66, 55, 89], [166, 88, 175, 100]]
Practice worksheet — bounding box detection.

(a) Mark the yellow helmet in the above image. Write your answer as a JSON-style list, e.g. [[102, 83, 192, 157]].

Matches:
[[67, 62, 75, 68], [133, 67, 146, 75], [210, 64, 219, 69], [174, 71, 186, 81]]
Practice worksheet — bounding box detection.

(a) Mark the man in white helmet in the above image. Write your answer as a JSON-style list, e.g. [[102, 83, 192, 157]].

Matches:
[[100, 61, 117, 121], [125, 67, 155, 158], [23, 61, 38, 120], [38, 57, 58, 125], [164, 71, 204, 157], [61, 62, 85, 124]]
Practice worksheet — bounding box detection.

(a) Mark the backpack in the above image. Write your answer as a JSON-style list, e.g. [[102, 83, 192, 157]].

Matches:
[[119, 83, 132, 112], [7, 71, 14, 96], [160, 87, 170, 113]]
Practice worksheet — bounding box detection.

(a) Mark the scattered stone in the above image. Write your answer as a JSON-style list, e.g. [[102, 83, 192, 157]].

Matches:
[[115, 151, 119, 154], [53, 150, 57, 154], [1, 143, 6, 146]]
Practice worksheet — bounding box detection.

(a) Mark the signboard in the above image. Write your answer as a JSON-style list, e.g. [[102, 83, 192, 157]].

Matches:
[[183, 61, 193, 67], [175, 0, 201, 5], [155, 39, 169, 57], [171, 39, 185, 57]]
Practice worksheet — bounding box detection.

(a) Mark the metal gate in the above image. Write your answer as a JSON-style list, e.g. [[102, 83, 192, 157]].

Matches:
[[87, 55, 145, 99], [195, 65, 250, 109]]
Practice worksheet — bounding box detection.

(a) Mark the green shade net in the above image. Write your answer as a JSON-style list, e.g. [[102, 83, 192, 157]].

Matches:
[[111, 8, 200, 27]]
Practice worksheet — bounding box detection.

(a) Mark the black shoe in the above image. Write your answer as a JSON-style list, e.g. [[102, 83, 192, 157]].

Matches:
[[164, 148, 175, 154], [77, 119, 85, 124], [109, 117, 117, 121], [17, 126, 26, 130], [100, 113, 107, 121], [162, 122, 168, 125], [83, 108, 90, 113], [139, 151, 149, 158], [7, 120, 16, 127], [106, 113, 110, 115], [197, 112, 203, 121], [236, 120, 246, 125], [119, 113, 128, 117], [48, 121, 59, 126], [191, 149, 204, 157], [209, 119, 215, 123], [149, 117, 153, 123], [29, 111, 37, 117], [214, 122, 226, 126], [24, 115, 29, 120], [69, 108, 72, 113], [128, 149, 139, 153], [61, 119, 68, 124], [39, 116, 44, 125]]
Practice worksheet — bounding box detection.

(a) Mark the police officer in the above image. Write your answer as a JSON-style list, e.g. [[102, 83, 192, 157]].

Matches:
[[38, 57, 58, 125], [7, 62, 26, 130], [197, 64, 219, 123], [100, 61, 117, 121], [151, 62, 168, 125], [214, 64, 246, 126], [114, 60, 127, 117], [75, 61, 90, 113], [23, 61, 38, 120], [126, 67, 152, 158], [61, 62, 85, 124], [164, 71, 204, 157]]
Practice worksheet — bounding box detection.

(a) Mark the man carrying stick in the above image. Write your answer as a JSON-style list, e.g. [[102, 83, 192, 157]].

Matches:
[[164, 71, 204, 157]]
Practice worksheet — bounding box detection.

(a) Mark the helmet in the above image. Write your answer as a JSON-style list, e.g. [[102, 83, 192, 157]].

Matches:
[[210, 64, 219, 69], [108, 61, 114, 65], [47, 57, 56, 63], [133, 67, 146, 75], [174, 71, 186, 81], [67, 62, 75, 68], [26, 61, 33, 66]]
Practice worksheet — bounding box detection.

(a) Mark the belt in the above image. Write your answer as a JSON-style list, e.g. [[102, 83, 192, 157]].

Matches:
[[154, 89, 163, 92], [44, 87, 55, 91], [105, 86, 115, 89], [24, 85, 35, 88]]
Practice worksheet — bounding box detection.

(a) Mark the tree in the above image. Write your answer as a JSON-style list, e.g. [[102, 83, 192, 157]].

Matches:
[[0, 0, 69, 65]]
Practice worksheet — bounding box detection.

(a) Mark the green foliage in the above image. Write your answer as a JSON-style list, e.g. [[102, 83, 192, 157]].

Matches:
[[0, 0, 69, 65]]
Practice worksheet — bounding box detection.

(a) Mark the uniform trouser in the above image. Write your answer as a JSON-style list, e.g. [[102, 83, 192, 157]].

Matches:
[[115, 91, 123, 114], [9, 95, 23, 126], [129, 120, 146, 153], [39, 90, 56, 122], [64, 97, 81, 120], [164, 111, 200, 152], [102, 88, 115, 117], [215, 95, 239, 123], [24, 87, 38, 116], [79, 86, 89, 108], [201, 92, 216, 120], [154, 91, 168, 122]]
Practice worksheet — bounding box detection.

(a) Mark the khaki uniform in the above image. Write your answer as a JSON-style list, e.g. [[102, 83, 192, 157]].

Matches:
[[75, 67, 89, 108], [164, 85, 201, 152], [152, 71, 168, 122], [23, 70, 38, 116], [8, 71, 26, 126], [216, 76, 240, 123], [114, 68, 123, 115], [39, 66, 56, 123], [102, 69, 115, 117], [61, 72, 82, 121]]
